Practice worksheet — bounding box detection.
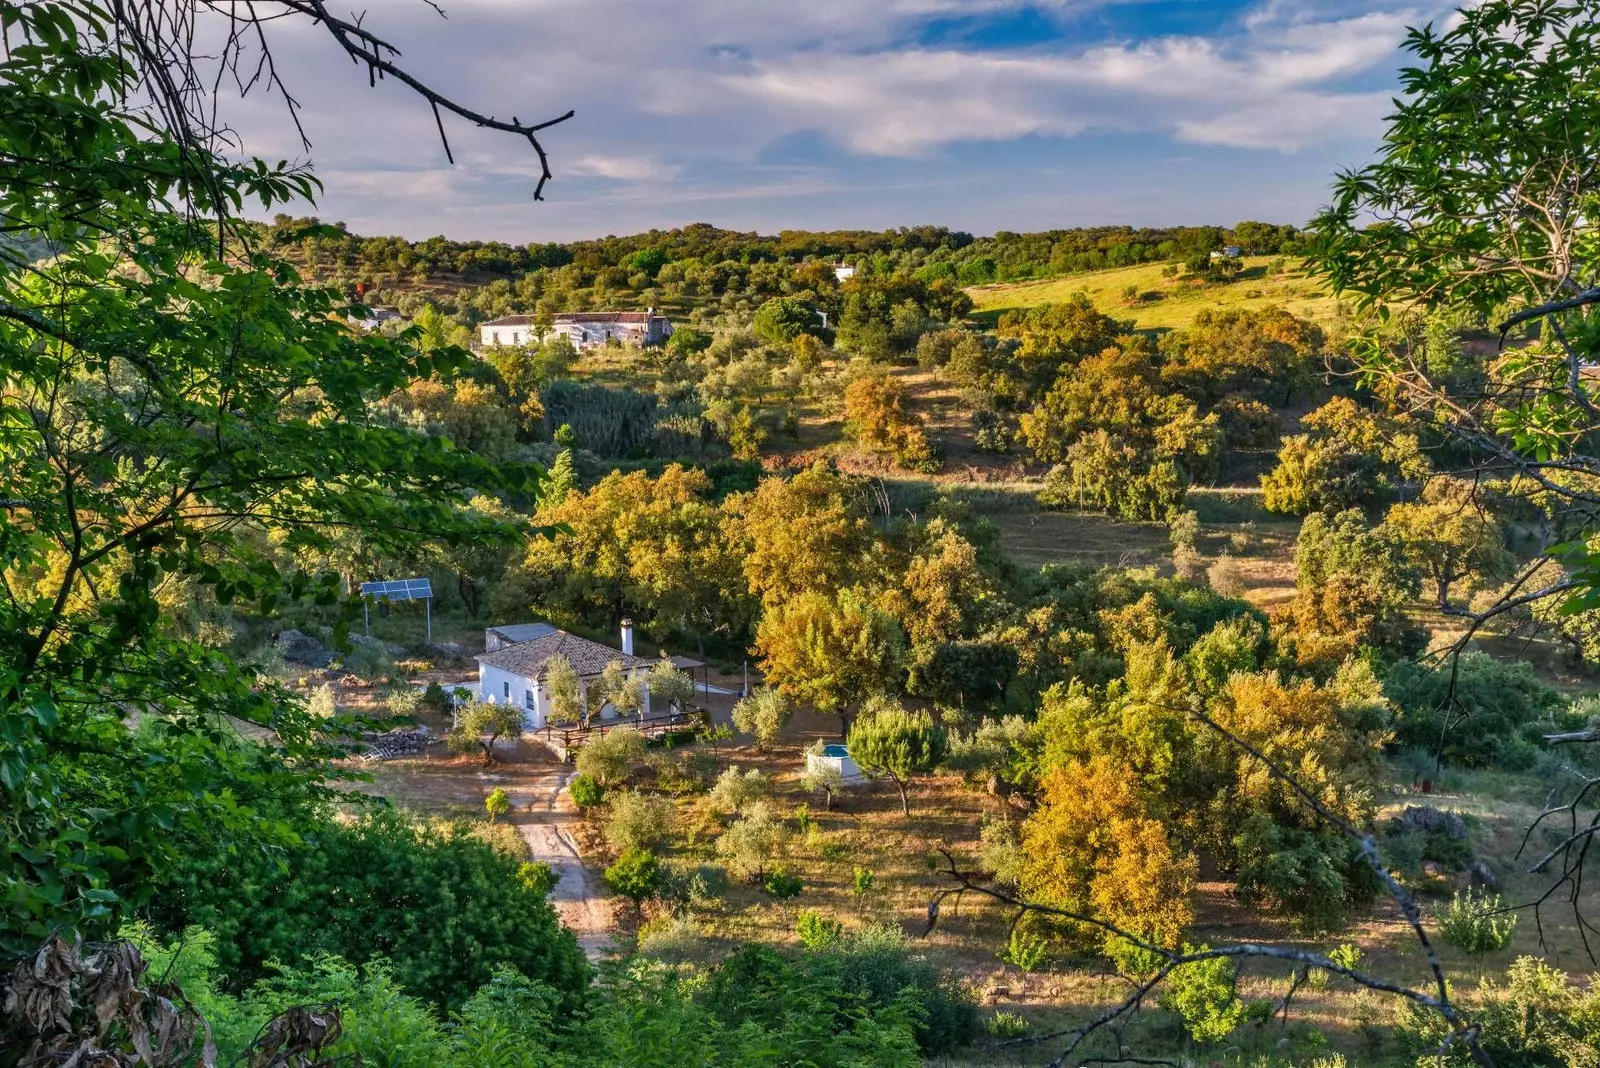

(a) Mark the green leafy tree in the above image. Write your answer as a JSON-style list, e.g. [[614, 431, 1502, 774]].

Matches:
[[846, 700, 948, 816], [1261, 398, 1430, 516], [752, 297, 822, 345], [604, 846, 661, 916], [485, 788, 511, 823], [715, 800, 789, 881], [755, 587, 907, 736], [1383, 479, 1514, 607], [149, 809, 589, 1010], [604, 790, 674, 853], [449, 700, 525, 764], [543, 654, 586, 726], [1308, 0, 1600, 600], [576, 727, 648, 787], [648, 657, 697, 714], [732, 687, 792, 749]]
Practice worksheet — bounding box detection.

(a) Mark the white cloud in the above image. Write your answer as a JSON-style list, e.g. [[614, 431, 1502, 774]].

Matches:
[[201, 0, 1454, 237], [568, 155, 680, 181]]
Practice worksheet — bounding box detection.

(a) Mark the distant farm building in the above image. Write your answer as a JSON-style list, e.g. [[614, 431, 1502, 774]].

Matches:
[[477, 620, 650, 730], [833, 263, 856, 282], [1211, 246, 1243, 260], [478, 309, 673, 350]]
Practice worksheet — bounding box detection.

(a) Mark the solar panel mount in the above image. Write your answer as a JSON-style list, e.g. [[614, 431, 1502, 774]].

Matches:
[[360, 577, 433, 602]]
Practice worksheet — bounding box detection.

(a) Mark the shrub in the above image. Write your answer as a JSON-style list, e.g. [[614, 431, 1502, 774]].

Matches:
[[797, 910, 843, 950], [708, 765, 770, 813], [1206, 554, 1246, 597], [343, 641, 395, 682], [853, 867, 875, 898], [384, 682, 422, 717], [1161, 947, 1247, 1044], [569, 773, 605, 811], [575, 728, 648, 786], [517, 861, 555, 897], [422, 680, 448, 711], [484, 787, 510, 823], [823, 923, 982, 1056], [604, 791, 674, 853], [717, 801, 789, 882], [604, 846, 662, 910], [637, 913, 703, 963], [306, 684, 337, 719], [984, 1010, 1031, 1039], [1001, 926, 1048, 972], [1436, 889, 1519, 955], [763, 869, 803, 899], [148, 809, 589, 1010], [1384, 653, 1566, 769]]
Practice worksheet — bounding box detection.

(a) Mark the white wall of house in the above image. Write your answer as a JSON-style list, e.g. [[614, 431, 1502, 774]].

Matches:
[[479, 324, 538, 348]]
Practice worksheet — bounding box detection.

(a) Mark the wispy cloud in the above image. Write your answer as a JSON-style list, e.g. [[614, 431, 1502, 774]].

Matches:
[[212, 0, 1453, 238]]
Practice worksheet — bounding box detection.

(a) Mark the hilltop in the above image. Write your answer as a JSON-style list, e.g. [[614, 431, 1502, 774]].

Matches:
[[967, 254, 1339, 331]]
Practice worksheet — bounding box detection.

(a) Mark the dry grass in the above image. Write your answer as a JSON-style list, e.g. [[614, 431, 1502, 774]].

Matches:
[[966, 257, 1342, 332]]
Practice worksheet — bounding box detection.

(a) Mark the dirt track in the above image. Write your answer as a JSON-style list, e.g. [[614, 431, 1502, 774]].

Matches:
[[511, 767, 612, 960]]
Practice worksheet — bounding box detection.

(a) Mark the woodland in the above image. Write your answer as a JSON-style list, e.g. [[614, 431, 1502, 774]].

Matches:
[[6, 3, 1600, 1068]]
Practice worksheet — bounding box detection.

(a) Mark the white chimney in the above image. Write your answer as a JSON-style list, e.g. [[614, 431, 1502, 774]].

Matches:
[[620, 619, 634, 657]]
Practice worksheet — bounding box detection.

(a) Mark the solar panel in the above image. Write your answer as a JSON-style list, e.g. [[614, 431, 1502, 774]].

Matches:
[[360, 577, 433, 602]]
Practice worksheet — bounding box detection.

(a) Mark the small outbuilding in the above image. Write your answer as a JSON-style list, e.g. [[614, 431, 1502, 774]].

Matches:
[[807, 743, 866, 784]]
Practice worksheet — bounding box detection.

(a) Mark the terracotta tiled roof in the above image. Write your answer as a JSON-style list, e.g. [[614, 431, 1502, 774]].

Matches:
[[477, 629, 648, 679], [553, 312, 652, 324]]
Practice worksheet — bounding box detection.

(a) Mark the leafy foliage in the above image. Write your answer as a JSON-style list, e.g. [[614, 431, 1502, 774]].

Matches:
[[149, 810, 588, 1009]]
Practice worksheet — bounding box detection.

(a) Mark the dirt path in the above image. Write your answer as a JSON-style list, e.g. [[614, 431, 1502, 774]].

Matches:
[[510, 767, 613, 960]]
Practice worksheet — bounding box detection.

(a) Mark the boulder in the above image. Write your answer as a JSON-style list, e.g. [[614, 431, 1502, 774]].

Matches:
[[1468, 859, 1499, 891], [1389, 805, 1468, 841], [275, 629, 330, 667]]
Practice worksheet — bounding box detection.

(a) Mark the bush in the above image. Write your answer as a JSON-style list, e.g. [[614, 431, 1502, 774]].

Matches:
[[384, 682, 422, 717], [637, 913, 703, 963], [763, 868, 803, 899], [569, 772, 605, 811], [484, 787, 510, 823], [422, 679, 448, 711], [708, 765, 770, 813], [343, 641, 395, 682], [984, 1010, 1031, 1039], [148, 809, 589, 1010], [1436, 889, 1519, 955], [1001, 926, 1048, 972], [604, 846, 662, 909], [517, 861, 556, 897], [604, 791, 674, 853], [823, 923, 982, 1056], [1384, 653, 1566, 769], [1161, 948, 1248, 1044], [797, 910, 843, 950]]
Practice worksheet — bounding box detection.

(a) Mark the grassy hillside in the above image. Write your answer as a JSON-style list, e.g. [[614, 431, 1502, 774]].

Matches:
[[967, 255, 1340, 331]]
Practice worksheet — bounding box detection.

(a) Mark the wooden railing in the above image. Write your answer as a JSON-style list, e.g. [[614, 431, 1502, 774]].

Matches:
[[534, 706, 707, 753]]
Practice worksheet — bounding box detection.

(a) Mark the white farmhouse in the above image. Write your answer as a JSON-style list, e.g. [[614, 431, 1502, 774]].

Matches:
[[476, 621, 650, 730], [478, 309, 672, 351], [833, 263, 856, 283]]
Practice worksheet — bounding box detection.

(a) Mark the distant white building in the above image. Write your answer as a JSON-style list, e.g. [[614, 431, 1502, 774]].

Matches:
[[476, 621, 650, 730], [833, 263, 856, 283], [351, 306, 402, 332], [478, 309, 673, 351]]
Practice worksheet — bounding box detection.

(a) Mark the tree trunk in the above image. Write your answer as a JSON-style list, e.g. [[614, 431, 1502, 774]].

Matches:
[[894, 776, 910, 817]]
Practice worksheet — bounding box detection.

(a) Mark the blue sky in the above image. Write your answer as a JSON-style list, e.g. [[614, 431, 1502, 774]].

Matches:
[[228, 0, 1456, 242]]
